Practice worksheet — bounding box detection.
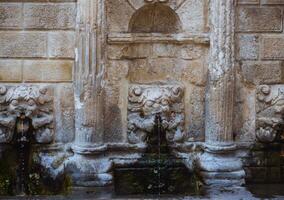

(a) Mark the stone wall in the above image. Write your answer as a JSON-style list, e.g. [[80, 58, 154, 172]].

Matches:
[[0, 0, 76, 144], [0, 0, 283, 191], [235, 0, 284, 142], [104, 0, 209, 143], [235, 0, 284, 184]]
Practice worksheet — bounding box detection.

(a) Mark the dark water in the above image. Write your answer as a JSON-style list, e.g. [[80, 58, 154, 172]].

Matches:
[[247, 184, 284, 199], [114, 115, 202, 196]]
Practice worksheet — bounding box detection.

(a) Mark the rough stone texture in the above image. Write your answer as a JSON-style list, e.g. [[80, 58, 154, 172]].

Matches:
[[54, 84, 75, 143], [236, 7, 282, 32], [262, 36, 284, 60], [0, 0, 284, 193], [177, 0, 207, 33], [23, 60, 73, 82], [236, 34, 259, 60], [0, 4, 22, 29], [0, 59, 22, 82], [0, 32, 47, 58], [235, 0, 284, 186], [48, 31, 75, 58], [240, 61, 284, 85], [23, 3, 76, 29]]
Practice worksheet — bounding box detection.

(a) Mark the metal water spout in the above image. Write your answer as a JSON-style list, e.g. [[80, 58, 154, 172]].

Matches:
[[14, 113, 33, 195]]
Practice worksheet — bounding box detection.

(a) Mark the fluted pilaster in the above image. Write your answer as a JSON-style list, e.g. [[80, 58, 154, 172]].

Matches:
[[199, 0, 245, 186], [73, 0, 105, 150], [205, 0, 236, 146]]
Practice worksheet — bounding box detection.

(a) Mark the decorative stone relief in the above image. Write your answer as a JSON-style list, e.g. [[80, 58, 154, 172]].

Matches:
[[256, 85, 284, 143], [0, 85, 54, 144], [127, 84, 185, 144]]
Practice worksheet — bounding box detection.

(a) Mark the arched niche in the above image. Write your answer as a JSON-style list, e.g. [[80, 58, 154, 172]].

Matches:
[[129, 4, 182, 33]]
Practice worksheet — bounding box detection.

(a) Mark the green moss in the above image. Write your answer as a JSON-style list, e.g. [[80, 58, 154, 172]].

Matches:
[[0, 146, 72, 196]]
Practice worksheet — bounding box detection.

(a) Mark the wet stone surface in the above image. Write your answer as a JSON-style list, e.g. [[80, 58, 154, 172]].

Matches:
[[0, 145, 71, 196], [114, 115, 201, 196]]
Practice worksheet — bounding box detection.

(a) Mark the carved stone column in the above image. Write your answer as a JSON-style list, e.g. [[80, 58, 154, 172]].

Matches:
[[73, 0, 105, 151], [67, 0, 112, 186], [198, 0, 245, 186]]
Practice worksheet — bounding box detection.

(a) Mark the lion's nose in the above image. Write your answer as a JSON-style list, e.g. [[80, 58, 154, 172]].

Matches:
[[18, 106, 25, 112]]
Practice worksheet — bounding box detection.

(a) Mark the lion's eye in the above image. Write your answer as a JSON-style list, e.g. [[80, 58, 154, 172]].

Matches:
[[161, 99, 169, 106], [11, 100, 18, 106], [28, 99, 35, 106]]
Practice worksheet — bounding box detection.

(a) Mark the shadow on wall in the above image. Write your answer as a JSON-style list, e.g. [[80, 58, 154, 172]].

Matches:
[[129, 3, 182, 33]]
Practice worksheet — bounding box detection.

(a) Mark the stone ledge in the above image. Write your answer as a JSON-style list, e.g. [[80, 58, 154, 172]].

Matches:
[[261, 0, 284, 4], [238, 0, 259, 4], [108, 33, 210, 45]]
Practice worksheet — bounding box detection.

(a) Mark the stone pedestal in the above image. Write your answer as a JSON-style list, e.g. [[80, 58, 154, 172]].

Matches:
[[199, 144, 245, 186]]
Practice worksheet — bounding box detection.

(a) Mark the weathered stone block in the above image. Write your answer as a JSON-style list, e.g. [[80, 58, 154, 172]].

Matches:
[[54, 84, 75, 143], [152, 44, 178, 58], [108, 44, 207, 61], [0, 32, 47, 58], [177, 0, 205, 32], [0, 3, 22, 29], [236, 34, 259, 60], [181, 59, 207, 86], [48, 31, 75, 58], [0, 59, 22, 82], [23, 60, 73, 82], [237, 7, 282, 32], [23, 3, 76, 29], [241, 61, 283, 85], [106, 0, 135, 32], [186, 86, 205, 141], [107, 44, 154, 60], [262, 36, 284, 60], [178, 45, 207, 60]]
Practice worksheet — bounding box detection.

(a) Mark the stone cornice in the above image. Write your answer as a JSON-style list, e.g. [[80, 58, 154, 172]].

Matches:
[[107, 33, 210, 45]]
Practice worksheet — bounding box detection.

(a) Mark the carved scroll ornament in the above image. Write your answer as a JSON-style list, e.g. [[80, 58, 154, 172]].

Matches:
[[127, 84, 185, 144], [256, 85, 284, 143]]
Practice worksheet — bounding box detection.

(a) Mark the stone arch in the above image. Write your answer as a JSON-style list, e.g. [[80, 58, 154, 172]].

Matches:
[[129, 4, 182, 33]]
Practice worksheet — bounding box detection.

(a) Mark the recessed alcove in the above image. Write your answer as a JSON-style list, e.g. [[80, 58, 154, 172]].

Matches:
[[129, 4, 182, 33]]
